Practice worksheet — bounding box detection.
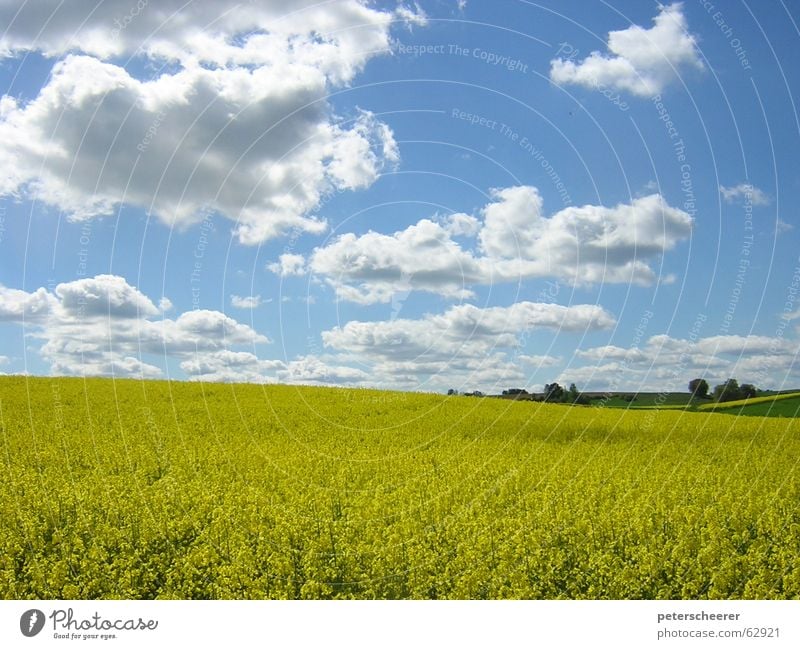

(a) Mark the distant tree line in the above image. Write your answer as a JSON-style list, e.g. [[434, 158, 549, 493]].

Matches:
[[543, 382, 591, 405], [690, 377, 758, 402], [494, 383, 591, 404], [447, 389, 484, 397], [451, 377, 761, 405]]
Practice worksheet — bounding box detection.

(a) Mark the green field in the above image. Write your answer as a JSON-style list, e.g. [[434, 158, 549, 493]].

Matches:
[[706, 396, 800, 418], [599, 391, 800, 417], [1, 376, 799, 599], [696, 392, 800, 413]]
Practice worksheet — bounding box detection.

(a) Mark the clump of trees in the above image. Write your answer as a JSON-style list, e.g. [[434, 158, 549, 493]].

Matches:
[[448, 389, 484, 397], [688, 378, 709, 399], [543, 382, 590, 405], [689, 377, 758, 403], [712, 378, 758, 402]]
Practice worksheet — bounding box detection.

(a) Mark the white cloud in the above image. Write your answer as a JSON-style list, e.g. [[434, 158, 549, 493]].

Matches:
[[550, 3, 702, 97], [0, 285, 54, 322], [307, 187, 692, 303], [38, 307, 270, 378], [395, 4, 429, 28], [0, 1, 405, 245], [566, 333, 800, 392], [518, 354, 561, 367], [1, 275, 270, 379], [0, 1, 398, 79], [143, 310, 269, 353], [719, 183, 771, 206], [55, 275, 159, 318], [9, 276, 798, 392], [442, 212, 481, 237], [477, 186, 544, 259], [310, 218, 484, 304], [476, 188, 693, 286], [576, 345, 649, 363], [181, 350, 282, 383], [0, 274, 378, 385], [268, 253, 307, 277], [231, 295, 262, 309], [178, 349, 365, 385], [276, 356, 368, 385], [321, 301, 615, 391], [370, 352, 527, 393]]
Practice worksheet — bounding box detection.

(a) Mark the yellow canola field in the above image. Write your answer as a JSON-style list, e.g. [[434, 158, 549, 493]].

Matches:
[[1, 377, 798, 599]]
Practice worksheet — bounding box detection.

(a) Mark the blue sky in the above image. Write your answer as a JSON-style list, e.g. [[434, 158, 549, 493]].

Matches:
[[0, 0, 798, 393]]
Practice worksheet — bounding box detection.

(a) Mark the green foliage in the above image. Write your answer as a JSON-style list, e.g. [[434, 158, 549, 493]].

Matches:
[[712, 379, 760, 403], [713, 379, 741, 402], [688, 378, 709, 399], [1, 376, 799, 600], [600, 393, 694, 408], [740, 383, 758, 399], [543, 382, 564, 402]]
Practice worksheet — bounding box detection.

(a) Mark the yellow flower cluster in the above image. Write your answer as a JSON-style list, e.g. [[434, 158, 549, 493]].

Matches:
[[1, 377, 797, 599]]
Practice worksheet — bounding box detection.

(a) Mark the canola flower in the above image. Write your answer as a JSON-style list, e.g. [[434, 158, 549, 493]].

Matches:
[[1, 377, 798, 599]]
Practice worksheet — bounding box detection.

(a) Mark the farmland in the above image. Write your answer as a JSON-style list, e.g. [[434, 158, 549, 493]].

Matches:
[[590, 391, 800, 416], [696, 392, 800, 417], [589, 392, 695, 409], [1, 376, 799, 599]]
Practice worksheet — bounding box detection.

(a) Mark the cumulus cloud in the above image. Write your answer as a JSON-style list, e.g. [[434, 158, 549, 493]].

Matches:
[[308, 186, 692, 303], [719, 183, 771, 206], [0, 274, 377, 385], [231, 295, 262, 309], [276, 356, 368, 385], [9, 275, 797, 392], [0, 275, 270, 379], [476, 187, 692, 285], [518, 354, 561, 367], [310, 218, 484, 304], [0, 1, 415, 244], [180, 350, 283, 383], [321, 301, 615, 390], [178, 349, 366, 385], [550, 3, 702, 97], [0, 285, 54, 322], [0, 1, 416, 78], [268, 253, 307, 277], [370, 352, 527, 392], [567, 333, 800, 391], [55, 275, 159, 318], [442, 212, 482, 237], [40, 306, 270, 378], [324, 302, 615, 359]]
